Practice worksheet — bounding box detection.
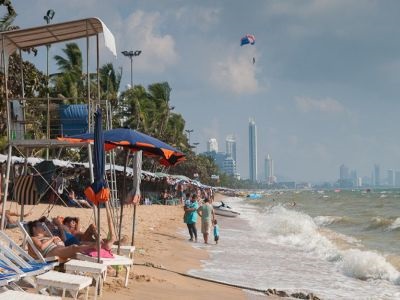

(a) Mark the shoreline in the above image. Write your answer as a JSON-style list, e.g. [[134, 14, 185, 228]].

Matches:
[[5, 195, 257, 299]]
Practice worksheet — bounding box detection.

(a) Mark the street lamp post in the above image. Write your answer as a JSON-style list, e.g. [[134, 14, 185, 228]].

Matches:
[[192, 142, 200, 154], [121, 50, 142, 88], [44, 9, 55, 159], [185, 129, 193, 146]]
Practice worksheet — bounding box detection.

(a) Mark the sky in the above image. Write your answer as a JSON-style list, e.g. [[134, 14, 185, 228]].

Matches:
[[9, 0, 400, 182]]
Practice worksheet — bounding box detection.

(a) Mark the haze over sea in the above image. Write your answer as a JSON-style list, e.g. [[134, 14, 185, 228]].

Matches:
[[190, 191, 400, 299]]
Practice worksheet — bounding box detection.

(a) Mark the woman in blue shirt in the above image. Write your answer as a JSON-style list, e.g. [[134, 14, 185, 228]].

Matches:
[[184, 194, 199, 242]]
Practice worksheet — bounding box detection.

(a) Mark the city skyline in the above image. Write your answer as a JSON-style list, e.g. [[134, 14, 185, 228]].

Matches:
[[11, 1, 400, 182]]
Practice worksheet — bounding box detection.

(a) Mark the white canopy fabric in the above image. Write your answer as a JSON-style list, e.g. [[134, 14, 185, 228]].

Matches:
[[0, 17, 116, 57]]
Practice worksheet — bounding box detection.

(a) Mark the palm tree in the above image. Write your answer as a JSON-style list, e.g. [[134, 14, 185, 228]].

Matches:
[[99, 63, 122, 102], [51, 43, 84, 100]]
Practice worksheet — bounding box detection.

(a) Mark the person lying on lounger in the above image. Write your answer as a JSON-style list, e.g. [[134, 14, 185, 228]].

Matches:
[[67, 191, 92, 208], [62, 216, 97, 242], [28, 203, 116, 261], [38, 216, 81, 246]]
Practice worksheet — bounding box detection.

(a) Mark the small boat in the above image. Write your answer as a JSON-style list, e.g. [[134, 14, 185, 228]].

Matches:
[[213, 202, 240, 218], [246, 193, 262, 199]]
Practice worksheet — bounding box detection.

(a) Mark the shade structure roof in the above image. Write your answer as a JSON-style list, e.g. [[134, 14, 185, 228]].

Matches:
[[59, 128, 186, 166], [0, 17, 116, 57]]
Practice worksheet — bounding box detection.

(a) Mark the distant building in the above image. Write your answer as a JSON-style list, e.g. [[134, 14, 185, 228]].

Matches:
[[395, 171, 400, 187], [387, 169, 394, 187], [207, 138, 218, 152], [225, 135, 237, 163], [249, 119, 257, 182], [339, 164, 349, 181], [223, 157, 236, 176], [203, 151, 236, 177], [264, 154, 275, 184], [338, 164, 352, 188], [374, 164, 380, 186]]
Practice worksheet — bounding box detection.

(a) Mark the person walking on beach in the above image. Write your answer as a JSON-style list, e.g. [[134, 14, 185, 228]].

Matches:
[[213, 219, 219, 244], [197, 198, 215, 244], [184, 194, 199, 242]]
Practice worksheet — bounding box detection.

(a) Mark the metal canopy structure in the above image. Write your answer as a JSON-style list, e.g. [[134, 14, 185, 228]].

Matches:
[[0, 17, 116, 58], [1, 17, 117, 229]]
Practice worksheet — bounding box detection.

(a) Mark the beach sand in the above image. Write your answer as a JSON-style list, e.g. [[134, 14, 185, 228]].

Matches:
[[4, 194, 277, 299]]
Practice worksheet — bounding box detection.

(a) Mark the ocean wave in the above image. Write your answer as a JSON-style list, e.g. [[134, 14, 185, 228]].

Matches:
[[339, 249, 400, 284], [365, 216, 400, 231], [314, 215, 343, 226], [387, 217, 400, 231], [252, 205, 338, 260]]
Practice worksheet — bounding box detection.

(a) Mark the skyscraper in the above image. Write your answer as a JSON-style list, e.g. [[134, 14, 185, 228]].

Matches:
[[387, 169, 394, 186], [264, 154, 275, 184], [339, 164, 349, 180], [374, 164, 380, 186], [248, 119, 257, 182], [225, 135, 237, 163], [207, 138, 218, 152]]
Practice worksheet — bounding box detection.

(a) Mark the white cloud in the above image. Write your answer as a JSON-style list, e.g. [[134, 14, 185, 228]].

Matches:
[[174, 6, 220, 31], [118, 10, 178, 73], [210, 47, 260, 95], [295, 96, 345, 113]]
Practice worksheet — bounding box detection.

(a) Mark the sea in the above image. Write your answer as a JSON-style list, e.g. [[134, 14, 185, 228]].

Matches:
[[188, 190, 400, 300]]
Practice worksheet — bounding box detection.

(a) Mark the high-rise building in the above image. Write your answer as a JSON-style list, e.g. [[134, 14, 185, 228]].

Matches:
[[395, 171, 400, 187], [207, 138, 218, 152], [264, 154, 275, 184], [225, 135, 237, 163], [339, 164, 349, 180], [223, 157, 236, 176], [374, 164, 380, 186], [248, 119, 257, 182], [387, 169, 394, 186]]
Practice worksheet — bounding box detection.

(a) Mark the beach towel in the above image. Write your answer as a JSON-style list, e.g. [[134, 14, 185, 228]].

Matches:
[[84, 248, 114, 258]]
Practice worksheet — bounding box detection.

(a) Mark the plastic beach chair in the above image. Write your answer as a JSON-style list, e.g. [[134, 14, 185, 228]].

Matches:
[[0, 290, 62, 300], [0, 236, 93, 300], [0, 230, 58, 271], [76, 252, 133, 287], [17, 222, 55, 263], [37, 222, 134, 287]]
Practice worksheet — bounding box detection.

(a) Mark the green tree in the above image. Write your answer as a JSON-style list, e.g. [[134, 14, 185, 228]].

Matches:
[[51, 43, 84, 99]]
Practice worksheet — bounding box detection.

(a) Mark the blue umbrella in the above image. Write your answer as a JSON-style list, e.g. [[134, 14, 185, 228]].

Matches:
[[91, 108, 106, 263], [61, 128, 185, 166], [92, 109, 106, 194]]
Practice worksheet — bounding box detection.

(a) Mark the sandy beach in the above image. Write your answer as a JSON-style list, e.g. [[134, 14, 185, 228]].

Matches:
[[4, 194, 278, 299]]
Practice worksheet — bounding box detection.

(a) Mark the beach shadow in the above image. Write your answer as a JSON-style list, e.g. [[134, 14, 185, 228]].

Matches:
[[153, 232, 180, 240]]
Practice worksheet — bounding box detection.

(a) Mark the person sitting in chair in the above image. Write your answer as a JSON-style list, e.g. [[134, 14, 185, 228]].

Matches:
[[28, 203, 116, 261], [63, 216, 97, 242], [67, 190, 92, 208]]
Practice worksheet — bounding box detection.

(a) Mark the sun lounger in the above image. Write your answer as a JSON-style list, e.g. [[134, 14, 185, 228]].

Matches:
[[111, 245, 135, 258], [37, 222, 133, 287], [65, 259, 106, 300], [0, 290, 62, 300], [36, 270, 92, 300], [0, 237, 93, 299], [76, 252, 132, 287], [17, 222, 56, 263]]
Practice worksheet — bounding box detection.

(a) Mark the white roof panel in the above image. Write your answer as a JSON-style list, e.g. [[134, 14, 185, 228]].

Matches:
[[0, 17, 116, 57]]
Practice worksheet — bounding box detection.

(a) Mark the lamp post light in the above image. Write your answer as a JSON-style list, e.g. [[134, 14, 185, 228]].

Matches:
[[192, 142, 200, 154], [121, 50, 142, 88], [44, 9, 54, 160], [185, 129, 193, 146]]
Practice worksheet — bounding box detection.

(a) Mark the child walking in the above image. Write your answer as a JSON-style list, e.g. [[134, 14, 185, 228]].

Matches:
[[213, 219, 219, 244]]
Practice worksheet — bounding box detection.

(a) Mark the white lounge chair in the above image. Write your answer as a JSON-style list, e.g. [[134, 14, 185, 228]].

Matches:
[[65, 259, 107, 300], [0, 290, 62, 300]]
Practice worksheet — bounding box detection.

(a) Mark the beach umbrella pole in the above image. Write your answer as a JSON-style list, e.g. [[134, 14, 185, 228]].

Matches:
[[117, 150, 129, 256], [131, 204, 137, 246]]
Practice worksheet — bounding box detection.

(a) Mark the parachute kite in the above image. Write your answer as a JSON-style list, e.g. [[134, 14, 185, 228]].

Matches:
[[240, 34, 255, 46]]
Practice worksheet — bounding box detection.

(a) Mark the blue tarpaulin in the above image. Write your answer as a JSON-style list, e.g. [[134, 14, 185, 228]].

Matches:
[[59, 104, 88, 137]]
